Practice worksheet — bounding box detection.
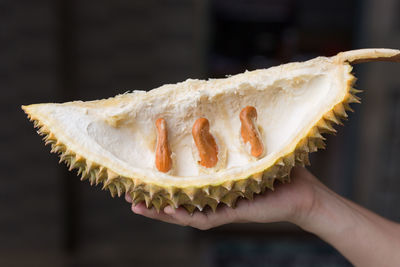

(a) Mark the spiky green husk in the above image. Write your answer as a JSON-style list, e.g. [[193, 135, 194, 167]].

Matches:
[[25, 77, 360, 214]]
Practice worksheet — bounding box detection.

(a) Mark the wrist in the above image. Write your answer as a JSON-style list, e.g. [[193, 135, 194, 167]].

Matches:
[[287, 183, 320, 230], [285, 173, 341, 232], [292, 181, 356, 238], [283, 169, 326, 229]]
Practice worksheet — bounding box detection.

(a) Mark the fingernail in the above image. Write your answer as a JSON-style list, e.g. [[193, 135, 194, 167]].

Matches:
[[164, 205, 174, 214], [132, 204, 140, 214]]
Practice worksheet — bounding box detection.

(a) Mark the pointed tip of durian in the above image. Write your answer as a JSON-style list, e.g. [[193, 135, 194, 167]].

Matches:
[[350, 88, 363, 94], [221, 181, 234, 191], [202, 186, 210, 196], [183, 187, 197, 201], [149, 185, 162, 199], [183, 204, 196, 214], [21, 105, 33, 117], [144, 195, 152, 208], [317, 119, 336, 134], [346, 92, 361, 104]]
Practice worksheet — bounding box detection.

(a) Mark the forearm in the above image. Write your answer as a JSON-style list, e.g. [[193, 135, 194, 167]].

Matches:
[[296, 183, 400, 267]]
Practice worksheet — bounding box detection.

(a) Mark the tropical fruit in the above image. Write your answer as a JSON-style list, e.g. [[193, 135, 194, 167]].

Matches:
[[22, 49, 400, 213]]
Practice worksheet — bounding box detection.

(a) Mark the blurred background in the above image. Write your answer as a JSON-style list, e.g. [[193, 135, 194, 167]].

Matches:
[[2, 0, 400, 266]]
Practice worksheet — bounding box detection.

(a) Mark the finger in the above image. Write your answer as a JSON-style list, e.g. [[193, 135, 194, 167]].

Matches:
[[165, 205, 241, 230], [164, 206, 213, 230], [132, 202, 180, 225], [125, 193, 132, 203], [203, 205, 241, 225], [232, 197, 261, 222]]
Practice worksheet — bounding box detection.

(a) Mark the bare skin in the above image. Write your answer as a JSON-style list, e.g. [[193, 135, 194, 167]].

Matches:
[[126, 167, 400, 267]]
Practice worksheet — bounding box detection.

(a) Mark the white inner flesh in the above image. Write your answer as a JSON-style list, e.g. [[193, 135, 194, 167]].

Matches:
[[87, 75, 330, 177], [31, 57, 349, 186]]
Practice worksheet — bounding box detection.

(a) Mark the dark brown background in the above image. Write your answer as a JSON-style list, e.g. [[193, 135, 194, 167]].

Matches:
[[2, 0, 400, 266]]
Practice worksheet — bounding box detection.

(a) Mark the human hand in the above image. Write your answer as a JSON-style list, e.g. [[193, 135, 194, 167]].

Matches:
[[127, 167, 400, 267], [125, 167, 322, 230]]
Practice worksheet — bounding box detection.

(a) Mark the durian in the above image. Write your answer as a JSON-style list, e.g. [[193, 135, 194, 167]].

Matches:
[[22, 49, 400, 213]]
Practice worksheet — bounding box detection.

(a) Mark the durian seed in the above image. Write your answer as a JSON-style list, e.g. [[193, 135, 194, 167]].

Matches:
[[192, 118, 218, 168], [155, 118, 172, 173], [239, 106, 264, 157]]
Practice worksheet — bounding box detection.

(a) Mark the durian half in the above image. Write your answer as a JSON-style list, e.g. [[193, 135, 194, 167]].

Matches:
[[22, 49, 400, 213]]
